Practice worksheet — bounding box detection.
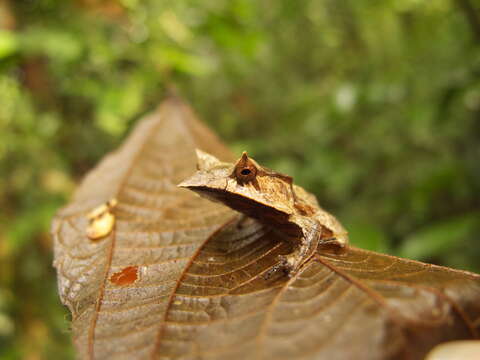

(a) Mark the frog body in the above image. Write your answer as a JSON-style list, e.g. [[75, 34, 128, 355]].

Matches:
[[179, 150, 348, 276]]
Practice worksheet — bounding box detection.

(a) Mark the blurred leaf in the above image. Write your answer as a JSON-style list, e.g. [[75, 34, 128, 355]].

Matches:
[[152, 46, 213, 75], [399, 213, 479, 260], [7, 201, 62, 254], [159, 10, 192, 44], [0, 30, 17, 59], [21, 28, 82, 62], [346, 221, 389, 253], [95, 78, 144, 135]]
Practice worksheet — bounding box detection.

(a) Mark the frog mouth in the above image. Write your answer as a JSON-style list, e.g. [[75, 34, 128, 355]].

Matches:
[[179, 185, 292, 226]]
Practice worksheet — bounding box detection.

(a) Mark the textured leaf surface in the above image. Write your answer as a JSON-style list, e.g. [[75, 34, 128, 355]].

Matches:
[[52, 98, 480, 360]]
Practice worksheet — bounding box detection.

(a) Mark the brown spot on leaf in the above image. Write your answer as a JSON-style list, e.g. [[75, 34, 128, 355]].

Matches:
[[110, 266, 138, 286]]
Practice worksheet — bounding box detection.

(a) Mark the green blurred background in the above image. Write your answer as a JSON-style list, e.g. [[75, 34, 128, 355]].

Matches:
[[1, 0, 480, 358]]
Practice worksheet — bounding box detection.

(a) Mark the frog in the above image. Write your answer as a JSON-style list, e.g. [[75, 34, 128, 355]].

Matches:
[[178, 149, 349, 276]]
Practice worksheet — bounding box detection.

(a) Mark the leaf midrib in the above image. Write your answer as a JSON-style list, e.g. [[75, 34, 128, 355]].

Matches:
[[86, 104, 190, 359]]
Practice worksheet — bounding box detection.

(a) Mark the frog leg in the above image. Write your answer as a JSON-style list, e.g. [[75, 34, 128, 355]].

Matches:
[[277, 215, 321, 276], [313, 211, 349, 247]]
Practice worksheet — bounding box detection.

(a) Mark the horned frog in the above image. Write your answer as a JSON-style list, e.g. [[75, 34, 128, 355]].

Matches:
[[179, 150, 349, 276]]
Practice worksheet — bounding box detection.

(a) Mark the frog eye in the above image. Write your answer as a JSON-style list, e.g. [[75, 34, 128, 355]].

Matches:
[[233, 152, 258, 184], [235, 164, 257, 183]]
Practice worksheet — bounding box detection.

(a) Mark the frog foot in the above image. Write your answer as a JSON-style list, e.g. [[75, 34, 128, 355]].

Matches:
[[263, 251, 313, 279], [270, 254, 303, 278], [286, 252, 312, 276], [261, 254, 292, 279]]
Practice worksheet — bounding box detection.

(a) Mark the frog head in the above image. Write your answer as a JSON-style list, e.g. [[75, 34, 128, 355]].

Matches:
[[178, 150, 297, 220]]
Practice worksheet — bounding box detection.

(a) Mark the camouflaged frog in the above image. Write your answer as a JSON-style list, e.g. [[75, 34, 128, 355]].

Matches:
[[179, 150, 349, 276]]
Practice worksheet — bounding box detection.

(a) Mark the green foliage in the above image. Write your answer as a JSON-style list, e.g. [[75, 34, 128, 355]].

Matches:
[[399, 212, 480, 267], [0, 30, 17, 59], [1, 0, 479, 358]]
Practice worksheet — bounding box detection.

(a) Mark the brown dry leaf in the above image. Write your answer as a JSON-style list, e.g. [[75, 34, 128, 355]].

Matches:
[[52, 97, 480, 360]]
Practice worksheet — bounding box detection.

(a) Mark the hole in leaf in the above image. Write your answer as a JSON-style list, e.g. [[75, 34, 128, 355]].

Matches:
[[86, 199, 117, 240], [86, 212, 115, 240]]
